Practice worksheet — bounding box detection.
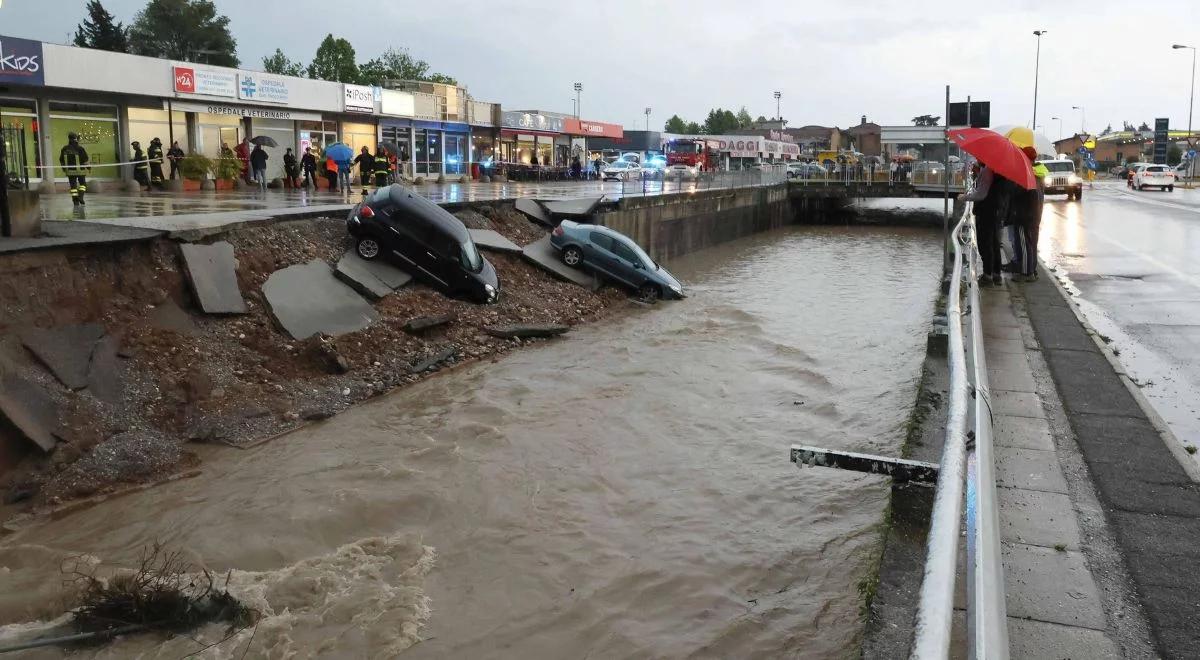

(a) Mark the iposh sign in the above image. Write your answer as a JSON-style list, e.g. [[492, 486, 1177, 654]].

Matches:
[[343, 84, 375, 113], [0, 35, 44, 86], [173, 64, 236, 97]]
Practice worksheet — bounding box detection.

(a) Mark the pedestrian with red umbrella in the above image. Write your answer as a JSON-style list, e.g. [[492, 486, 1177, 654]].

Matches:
[[951, 128, 1038, 286]]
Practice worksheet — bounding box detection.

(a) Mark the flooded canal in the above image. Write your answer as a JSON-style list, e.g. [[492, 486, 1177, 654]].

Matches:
[[0, 225, 941, 659]]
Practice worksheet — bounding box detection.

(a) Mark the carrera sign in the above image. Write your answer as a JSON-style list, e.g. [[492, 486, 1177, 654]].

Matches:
[[0, 35, 44, 86], [563, 118, 623, 138]]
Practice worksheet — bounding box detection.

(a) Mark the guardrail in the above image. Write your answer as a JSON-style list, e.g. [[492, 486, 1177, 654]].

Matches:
[[910, 200, 1008, 659], [614, 168, 789, 196]]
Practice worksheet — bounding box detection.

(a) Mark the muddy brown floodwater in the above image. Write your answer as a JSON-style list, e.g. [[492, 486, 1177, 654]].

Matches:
[[0, 225, 941, 659]]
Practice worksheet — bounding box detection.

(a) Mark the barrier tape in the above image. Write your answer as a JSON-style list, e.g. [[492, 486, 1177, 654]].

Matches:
[[25, 156, 253, 171]]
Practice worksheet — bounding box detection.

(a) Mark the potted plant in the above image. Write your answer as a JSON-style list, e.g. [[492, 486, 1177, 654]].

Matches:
[[178, 153, 212, 192], [211, 153, 241, 190]]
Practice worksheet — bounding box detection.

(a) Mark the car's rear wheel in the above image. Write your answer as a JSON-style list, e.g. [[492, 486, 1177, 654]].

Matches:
[[637, 283, 661, 302], [561, 246, 584, 268], [1168, 185, 1174, 192], [1139, 184, 1146, 191], [356, 237, 381, 260]]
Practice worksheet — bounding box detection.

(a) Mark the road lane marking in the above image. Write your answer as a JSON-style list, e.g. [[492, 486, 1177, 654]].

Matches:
[[1047, 206, 1200, 291]]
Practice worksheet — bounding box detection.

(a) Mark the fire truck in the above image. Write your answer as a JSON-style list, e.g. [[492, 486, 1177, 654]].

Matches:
[[665, 138, 721, 172]]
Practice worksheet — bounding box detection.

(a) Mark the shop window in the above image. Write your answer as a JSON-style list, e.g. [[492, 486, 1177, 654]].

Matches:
[[1, 98, 41, 181], [48, 101, 119, 178], [445, 134, 465, 175], [427, 131, 442, 174], [127, 108, 188, 159], [414, 129, 428, 175]]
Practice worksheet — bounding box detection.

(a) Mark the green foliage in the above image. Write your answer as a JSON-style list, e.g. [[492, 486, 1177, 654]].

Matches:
[[74, 0, 128, 53], [308, 35, 359, 83], [684, 121, 702, 134], [358, 47, 456, 86], [664, 114, 689, 133], [211, 154, 240, 181], [735, 106, 753, 128], [178, 153, 211, 180], [128, 0, 238, 66], [262, 48, 304, 77], [702, 108, 740, 135], [912, 114, 941, 126], [1167, 144, 1183, 166]]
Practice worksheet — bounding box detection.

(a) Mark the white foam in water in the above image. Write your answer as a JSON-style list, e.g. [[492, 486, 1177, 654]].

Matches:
[[0, 535, 435, 659]]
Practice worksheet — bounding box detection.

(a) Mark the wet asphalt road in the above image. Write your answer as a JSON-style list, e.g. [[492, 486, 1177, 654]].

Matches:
[[1039, 180, 1200, 464]]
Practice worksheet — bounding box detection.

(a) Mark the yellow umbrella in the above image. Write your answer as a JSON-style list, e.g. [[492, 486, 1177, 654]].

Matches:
[[991, 125, 1058, 158]]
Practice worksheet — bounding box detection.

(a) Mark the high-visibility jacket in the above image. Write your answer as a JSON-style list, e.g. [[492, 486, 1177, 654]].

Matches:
[[59, 143, 89, 173]]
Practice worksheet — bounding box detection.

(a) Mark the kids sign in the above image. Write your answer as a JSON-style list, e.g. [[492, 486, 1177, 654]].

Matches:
[[0, 35, 44, 86]]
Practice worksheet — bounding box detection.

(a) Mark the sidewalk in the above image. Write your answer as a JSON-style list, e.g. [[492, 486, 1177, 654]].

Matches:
[[979, 284, 1127, 658], [1018, 268, 1200, 659]]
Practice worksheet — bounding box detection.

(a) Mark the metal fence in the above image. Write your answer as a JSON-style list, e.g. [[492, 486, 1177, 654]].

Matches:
[[910, 200, 1008, 659], [613, 167, 789, 196]]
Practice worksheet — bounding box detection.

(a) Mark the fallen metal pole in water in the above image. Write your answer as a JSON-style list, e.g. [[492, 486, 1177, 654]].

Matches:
[[790, 445, 939, 484]]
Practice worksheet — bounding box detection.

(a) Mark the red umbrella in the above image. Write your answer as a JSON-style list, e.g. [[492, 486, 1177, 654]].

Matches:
[[947, 127, 1036, 190]]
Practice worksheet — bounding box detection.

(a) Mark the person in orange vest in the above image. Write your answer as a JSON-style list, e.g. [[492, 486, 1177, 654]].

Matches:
[[324, 155, 339, 191]]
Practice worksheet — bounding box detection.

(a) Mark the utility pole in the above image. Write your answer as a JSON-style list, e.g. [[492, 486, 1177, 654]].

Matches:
[[644, 107, 651, 132], [1032, 30, 1047, 130], [774, 90, 782, 122], [1072, 105, 1086, 134], [573, 82, 582, 119], [1051, 116, 1063, 141], [943, 85, 951, 276], [1173, 44, 1196, 185]]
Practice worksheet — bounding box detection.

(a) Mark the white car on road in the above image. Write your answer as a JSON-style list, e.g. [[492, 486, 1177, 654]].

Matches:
[[602, 161, 643, 181], [1133, 164, 1176, 192], [665, 163, 699, 179]]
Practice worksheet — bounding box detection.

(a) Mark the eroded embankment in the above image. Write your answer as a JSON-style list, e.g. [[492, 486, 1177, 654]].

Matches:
[[0, 203, 626, 513]]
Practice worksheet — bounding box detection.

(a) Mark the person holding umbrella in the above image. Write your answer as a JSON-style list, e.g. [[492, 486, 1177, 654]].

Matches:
[[951, 128, 1038, 286], [250, 143, 269, 191]]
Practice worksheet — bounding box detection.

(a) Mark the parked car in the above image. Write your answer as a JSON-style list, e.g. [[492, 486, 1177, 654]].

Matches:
[[550, 220, 684, 300], [1133, 164, 1176, 191], [1036, 158, 1083, 201], [788, 162, 829, 179], [602, 161, 643, 181], [347, 185, 499, 303], [642, 160, 666, 179], [665, 163, 699, 179]]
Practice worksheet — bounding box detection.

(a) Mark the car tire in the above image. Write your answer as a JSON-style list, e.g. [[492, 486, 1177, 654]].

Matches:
[[637, 283, 661, 302], [561, 246, 584, 268], [356, 237, 381, 260], [1168, 185, 1174, 192], [1139, 184, 1146, 191]]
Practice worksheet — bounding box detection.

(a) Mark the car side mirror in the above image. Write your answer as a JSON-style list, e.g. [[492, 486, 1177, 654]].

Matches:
[[632, 261, 644, 270]]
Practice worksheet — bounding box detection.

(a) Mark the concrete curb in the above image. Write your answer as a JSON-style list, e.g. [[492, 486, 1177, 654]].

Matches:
[[1040, 261, 1200, 482]]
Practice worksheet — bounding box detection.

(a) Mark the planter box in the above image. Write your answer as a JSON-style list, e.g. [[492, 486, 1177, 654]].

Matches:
[[182, 179, 202, 191], [5, 190, 41, 237], [215, 179, 234, 190]]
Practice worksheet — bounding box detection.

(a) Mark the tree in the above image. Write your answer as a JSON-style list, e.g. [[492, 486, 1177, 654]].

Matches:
[[262, 48, 304, 77], [74, 0, 128, 53], [735, 106, 753, 128], [664, 114, 690, 133], [912, 114, 941, 126], [1167, 144, 1183, 166], [685, 121, 702, 134], [703, 108, 740, 135], [128, 0, 237, 66], [358, 47, 457, 86], [308, 35, 359, 83]]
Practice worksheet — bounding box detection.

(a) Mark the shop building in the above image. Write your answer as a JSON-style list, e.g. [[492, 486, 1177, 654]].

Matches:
[[499, 110, 564, 166], [0, 33, 500, 187]]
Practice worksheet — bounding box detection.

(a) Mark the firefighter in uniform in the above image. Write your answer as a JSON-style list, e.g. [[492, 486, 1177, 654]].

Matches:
[[353, 146, 375, 194], [58, 132, 90, 206], [373, 147, 391, 188], [147, 137, 165, 189], [131, 141, 150, 189]]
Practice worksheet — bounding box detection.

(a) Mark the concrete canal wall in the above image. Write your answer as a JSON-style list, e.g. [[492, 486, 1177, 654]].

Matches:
[[596, 183, 820, 262]]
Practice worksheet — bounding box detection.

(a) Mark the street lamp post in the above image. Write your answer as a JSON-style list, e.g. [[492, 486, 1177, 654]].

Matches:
[[644, 107, 651, 132], [1051, 116, 1063, 141], [1173, 44, 1196, 185], [1072, 105, 1086, 134], [774, 90, 782, 122], [1032, 30, 1047, 130], [573, 82, 582, 119]]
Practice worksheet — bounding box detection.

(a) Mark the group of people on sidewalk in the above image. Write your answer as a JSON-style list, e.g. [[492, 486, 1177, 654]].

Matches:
[[961, 146, 1048, 285]]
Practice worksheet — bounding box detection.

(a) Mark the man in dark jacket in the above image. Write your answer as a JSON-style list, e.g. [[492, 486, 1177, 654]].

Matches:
[[166, 140, 185, 180], [960, 164, 1008, 285], [147, 137, 165, 189], [301, 148, 317, 188], [249, 144, 269, 191], [353, 146, 375, 194], [373, 147, 390, 188], [59, 132, 90, 206], [131, 141, 150, 189], [283, 148, 300, 188]]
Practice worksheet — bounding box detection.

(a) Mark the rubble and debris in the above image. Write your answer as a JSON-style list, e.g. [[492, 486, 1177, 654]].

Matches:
[[262, 259, 380, 339], [18, 324, 105, 390], [178, 242, 248, 314], [484, 324, 570, 340]]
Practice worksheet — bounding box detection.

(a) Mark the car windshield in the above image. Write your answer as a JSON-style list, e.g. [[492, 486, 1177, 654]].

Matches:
[[1042, 162, 1074, 172], [608, 162, 629, 169], [1147, 166, 1168, 172], [461, 236, 483, 272]]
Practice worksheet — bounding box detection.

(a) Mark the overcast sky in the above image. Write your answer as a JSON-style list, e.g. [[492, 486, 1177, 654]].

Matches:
[[5, 0, 1199, 138]]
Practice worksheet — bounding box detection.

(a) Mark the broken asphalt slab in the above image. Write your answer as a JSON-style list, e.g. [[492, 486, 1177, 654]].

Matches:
[[514, 198, 553, 226], [333, 249, 413, 300], [520, 235, 599, 289], [408, 347, 457, 374], [467, 228, 522, 253], [541, 196, 604, 218], [402, 315, 455, 334], [18, 324, 105, 390], [262, 259, 380, 340], [484, 324, 569, 339], [0, 374, 61, 452], [178, 242, 248, 314]]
